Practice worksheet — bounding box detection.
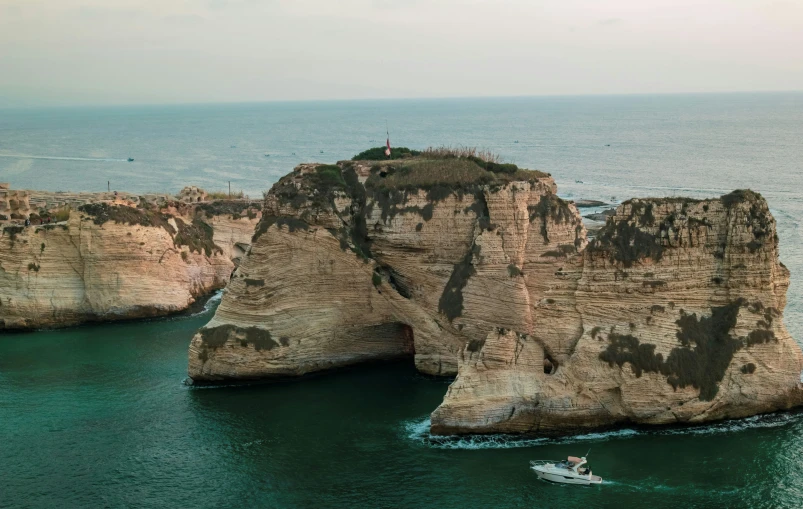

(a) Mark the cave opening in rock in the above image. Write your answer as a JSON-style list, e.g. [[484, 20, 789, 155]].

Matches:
[[352, 322, 416, 361], [544, 352, 558, 375]]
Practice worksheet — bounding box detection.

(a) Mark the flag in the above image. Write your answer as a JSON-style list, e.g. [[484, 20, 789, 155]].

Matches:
[[385, 137, 391, 157]]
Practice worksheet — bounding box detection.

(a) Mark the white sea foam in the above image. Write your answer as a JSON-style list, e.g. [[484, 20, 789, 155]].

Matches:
[[403, 411, 803, 450], [189, 290, 223, 317]]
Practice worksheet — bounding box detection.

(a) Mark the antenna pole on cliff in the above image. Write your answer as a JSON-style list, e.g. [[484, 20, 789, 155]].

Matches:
[[228, 181, 231, 199], [108, 180, 110, 192], [385, 119, 391, 159]]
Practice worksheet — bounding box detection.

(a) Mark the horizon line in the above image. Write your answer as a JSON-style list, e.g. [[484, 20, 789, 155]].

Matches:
[[1, 89, 802, 111]]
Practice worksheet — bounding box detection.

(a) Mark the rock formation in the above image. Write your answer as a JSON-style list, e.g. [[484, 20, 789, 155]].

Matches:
[[0, 183, 32, 220], [178, 186, 208, 204], [0, 198, 261, 330], [188, 152, 803, 435], [431, 192, 803, 434]]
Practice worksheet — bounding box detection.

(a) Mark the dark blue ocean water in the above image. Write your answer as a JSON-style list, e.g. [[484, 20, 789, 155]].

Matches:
[[2, 93, 803, 508]]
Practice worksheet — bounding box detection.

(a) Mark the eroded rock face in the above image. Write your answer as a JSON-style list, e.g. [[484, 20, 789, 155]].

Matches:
[[431, 193, 803, 434], [188, 160, 803, 435], [0, 201, 260, 330], [188, 159, 585, 381]]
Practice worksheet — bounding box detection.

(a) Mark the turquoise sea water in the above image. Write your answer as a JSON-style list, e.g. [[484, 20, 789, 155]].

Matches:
[[2, 93, 803, 508]]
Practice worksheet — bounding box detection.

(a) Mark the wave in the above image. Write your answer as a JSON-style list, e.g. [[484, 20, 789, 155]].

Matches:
[[0, 153, 129, 162], [403, 411, 803, 450], [190, 290, 223, 317]]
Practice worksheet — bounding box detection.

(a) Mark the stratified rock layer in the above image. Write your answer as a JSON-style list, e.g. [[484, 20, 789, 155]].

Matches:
[[0, 200, 260, 329], [188, 159, 580, 380], [188, 158, 803, 435], [432, 193, 803, 434]]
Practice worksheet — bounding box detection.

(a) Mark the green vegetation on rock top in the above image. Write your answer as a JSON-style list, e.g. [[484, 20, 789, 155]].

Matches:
[[352, 147, 422, 161], [721, 189, 763, 208], [365, 157, 548, 195], [79, 203, 176, 234]]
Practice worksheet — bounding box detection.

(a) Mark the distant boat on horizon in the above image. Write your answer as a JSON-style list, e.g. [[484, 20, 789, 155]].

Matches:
[[127, 157, 134, 162]]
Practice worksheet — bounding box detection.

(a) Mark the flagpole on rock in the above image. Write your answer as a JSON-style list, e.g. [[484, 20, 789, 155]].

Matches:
[[385, 120, 391, 159]]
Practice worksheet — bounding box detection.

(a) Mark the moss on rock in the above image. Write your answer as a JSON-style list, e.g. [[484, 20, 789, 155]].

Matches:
[[600, 299, 750, 401], [174, 218, 221, 256], [79, 203, 175, 234]]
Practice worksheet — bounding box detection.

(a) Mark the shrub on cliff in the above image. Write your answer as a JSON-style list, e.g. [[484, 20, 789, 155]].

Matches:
[[721, 189, 762, 209], [207, 190, 245, 200], [421, 146, 502, 163], [51, 206, 71, 222]]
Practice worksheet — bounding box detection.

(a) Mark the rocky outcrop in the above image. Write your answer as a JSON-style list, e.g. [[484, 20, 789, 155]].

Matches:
[[188, 157, 585, 380], [187, 155, 803, 435], [431, 192, 803, 434], [0, 183, 32, 220], [0, 199, 260, 330]]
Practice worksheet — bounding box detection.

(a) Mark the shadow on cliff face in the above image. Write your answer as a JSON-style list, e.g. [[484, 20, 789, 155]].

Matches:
[[599, 298, 777, 401]]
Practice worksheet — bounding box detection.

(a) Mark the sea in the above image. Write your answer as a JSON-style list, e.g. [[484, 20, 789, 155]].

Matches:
[[1, 93, 803, 508]]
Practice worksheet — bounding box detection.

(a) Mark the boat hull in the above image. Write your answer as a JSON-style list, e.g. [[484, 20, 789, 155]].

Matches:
[[532, 467, 602, 485]]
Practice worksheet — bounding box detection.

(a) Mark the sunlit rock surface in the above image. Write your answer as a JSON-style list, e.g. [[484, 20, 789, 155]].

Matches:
[[432, 193, 803, 434], [187, 154, 803, 435], [0, 199, 260, 329]]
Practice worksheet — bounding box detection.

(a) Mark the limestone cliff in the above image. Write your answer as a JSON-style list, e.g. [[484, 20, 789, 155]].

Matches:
[[431, 192, 803, 434], [187, 153, 803, 435], [187, 156, 587, 380], [0, 200, 260, 330]]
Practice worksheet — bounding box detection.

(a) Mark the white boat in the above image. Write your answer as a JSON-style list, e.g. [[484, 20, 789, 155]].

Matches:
[[530, 456, 602, 485]]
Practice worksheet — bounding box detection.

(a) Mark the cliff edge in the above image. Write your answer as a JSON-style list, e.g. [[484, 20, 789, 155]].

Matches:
[[431, 192, 803, 434], [188, 150, 803, 434], [0, 197, 260, 329]]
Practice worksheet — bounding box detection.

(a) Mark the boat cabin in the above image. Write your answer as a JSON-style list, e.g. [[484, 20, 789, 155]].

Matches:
[[556, 456, 591, 475]]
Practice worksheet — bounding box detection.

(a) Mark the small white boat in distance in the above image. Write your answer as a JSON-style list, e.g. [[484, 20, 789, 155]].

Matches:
[[530, 456, 602, 485]]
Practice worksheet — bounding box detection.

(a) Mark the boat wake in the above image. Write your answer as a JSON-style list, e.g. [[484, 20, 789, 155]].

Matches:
[[402, 411, 803, 450], [0, 153, 129, 162]]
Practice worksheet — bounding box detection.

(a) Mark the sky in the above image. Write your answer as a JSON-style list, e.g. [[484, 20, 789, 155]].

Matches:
[[1, 0, 802, 106]]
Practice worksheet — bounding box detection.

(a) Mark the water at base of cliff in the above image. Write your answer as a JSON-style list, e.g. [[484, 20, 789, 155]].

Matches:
[[2, 94, 803, 508], [3, 307, 803, 508]]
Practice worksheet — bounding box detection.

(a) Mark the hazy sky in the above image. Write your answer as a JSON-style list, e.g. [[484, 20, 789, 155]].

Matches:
[[1, 0, 802, 106]]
